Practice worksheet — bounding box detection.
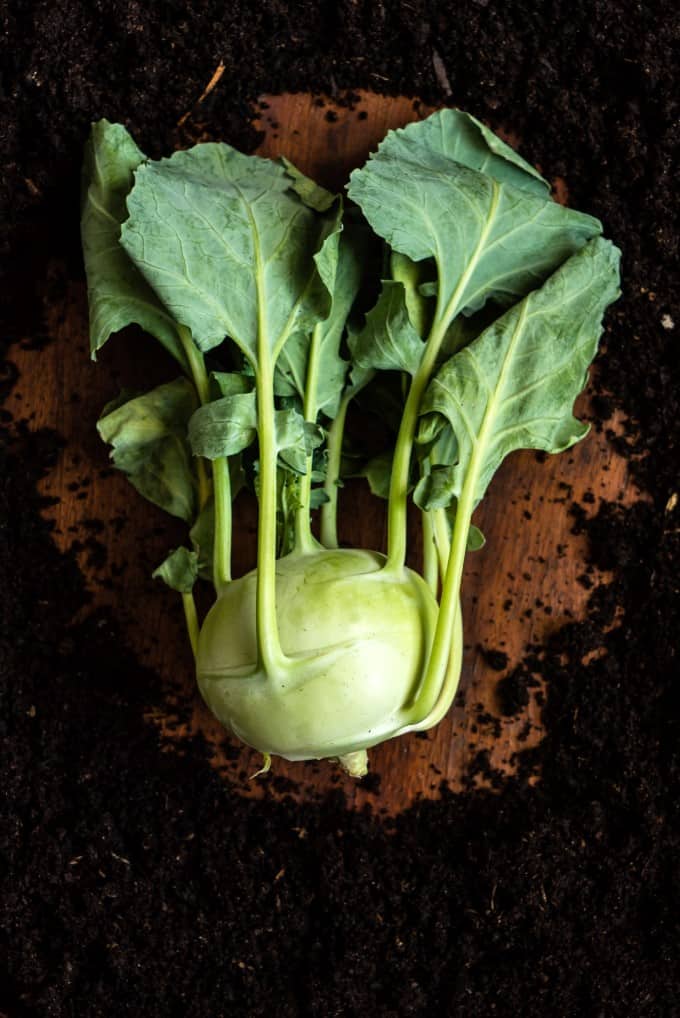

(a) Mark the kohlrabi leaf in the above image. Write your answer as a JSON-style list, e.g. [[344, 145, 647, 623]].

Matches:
[[349, 280, 425, 378], [413, 465, 456, 510], [98, 378, 198, 521], [276, 410, 324, 474], [348, 120, 602, 321], [310, 488, 330, 508], [418, 237, 621, 506], [377, 109, 550, 198], [81, 120, 188, 369], [210, 371, 253, 398], [189, 498, 215, 581], [188, 392, 257, 460], [274, 213, 363, 422], [152, 546, 199, 594], [412, 481, 486, 550], [467, 525, 486, 551], [121, 144, 336, 363], [389, 250, 434, 339], [359, 450, 393, 500], [280, 156, 337, 211]]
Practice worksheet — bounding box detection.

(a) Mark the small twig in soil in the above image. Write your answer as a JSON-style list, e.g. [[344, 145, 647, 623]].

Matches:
[[177, 61, 226, 127]]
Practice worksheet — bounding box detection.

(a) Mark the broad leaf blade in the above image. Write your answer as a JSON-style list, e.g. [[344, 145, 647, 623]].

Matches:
[[81, 120, 187, 368], [188, 392, 257, 460], [211, 371, 253, 398], [348, 117, 602, 320], [274, 212, 362, 421], [153, 547, 199, 594], [121, 143, 336, 362], [419, 237, 621, 504], [275, 410, 323, 474], [385, 109, 550, 197], [390, 250, 435, 338], [359, 450, 393, 500], [349, 280, 425, 378], [280, 156, 337, 211], [189, 499, 215, 582], [97, 378, 198, 521]]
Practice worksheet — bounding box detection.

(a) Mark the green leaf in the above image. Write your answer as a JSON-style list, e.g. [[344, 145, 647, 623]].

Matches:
[[391, 109, 550, 197], [413, 478, 486, 549], [189, 498, 215, 582], [349, 280, 425, 378], [348, 116, 601, 321], [152, 546, 199, 594], [280, 156, 337, 211], [310, 488, 330, 509], [390, 250, 434, 338], [413, 465, 455, 510], [360, 450, 393, 500], [188, 392, 257, 459], [467, 525, 486, 551], [275, 410, 324, 474], [98, 378, 198, 521], [274, 212, 362, 421], [419, 237, 621, 505], [210, 371, 253, 398], [80, 120, 187, 369], [121, 143, 336, 363]]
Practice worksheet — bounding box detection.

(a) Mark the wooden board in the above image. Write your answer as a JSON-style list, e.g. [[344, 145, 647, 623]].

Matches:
[[7, 92, 637, 814]]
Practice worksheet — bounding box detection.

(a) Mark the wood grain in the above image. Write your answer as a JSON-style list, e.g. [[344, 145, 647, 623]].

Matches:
[[6, 91, 638, 814]]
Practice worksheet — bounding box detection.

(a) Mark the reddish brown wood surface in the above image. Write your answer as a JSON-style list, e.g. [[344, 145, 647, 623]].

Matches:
[[7, 92, 638, 814]]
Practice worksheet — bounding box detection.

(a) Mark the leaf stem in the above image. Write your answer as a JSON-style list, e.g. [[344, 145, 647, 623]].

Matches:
[[321, 388, 351, 549], [212, 457, 232, 590], [409, 596, 463, 731], [178, 324, 210, 404], [182, 592, 200, 660], [432, 507, 451, 582], [406, 273, 522, 723], [196, 459, 210, 511], [255, 359, 289, 674], [421, 510, 438, 596], [385, 318, 447, 571], [404, 450, 477, 725], [178, 325, 212, 510], [385, 182, 500, 573], [295, 322, 322, 554]]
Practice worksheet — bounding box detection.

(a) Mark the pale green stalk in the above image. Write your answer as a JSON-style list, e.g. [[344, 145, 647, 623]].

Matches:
[[409, 598, 463, 731], [421, 510, 438, 596], [255, 359, 289, 674], [178, 325, 211, 510], [178, 324, 232, 592], [295, 321, 323, 554], [320, 388, 351, 549], [384, 319, 448, 572], [182, 592, 200, 660], [385, 183, 500, 573], [402, 476, 471, 724], [177, 325, 226, 661], [407, 292, 520, 724], [432, 507, 451, 582], [212, 457, 232, 591]]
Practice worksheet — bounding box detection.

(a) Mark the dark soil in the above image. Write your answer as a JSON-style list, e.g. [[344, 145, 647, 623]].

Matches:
[[2, 2, 680, 1016]]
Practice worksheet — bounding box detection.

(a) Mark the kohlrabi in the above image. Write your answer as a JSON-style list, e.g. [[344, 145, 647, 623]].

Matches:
[[81, 110, 620, 777]]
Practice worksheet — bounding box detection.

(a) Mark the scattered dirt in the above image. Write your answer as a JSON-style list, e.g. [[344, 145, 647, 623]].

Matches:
[[2, 2, 680, 1016]]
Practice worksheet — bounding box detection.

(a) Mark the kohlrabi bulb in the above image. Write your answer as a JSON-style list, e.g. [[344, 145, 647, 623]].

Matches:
[[196, 547, 439, 762]]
